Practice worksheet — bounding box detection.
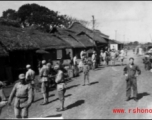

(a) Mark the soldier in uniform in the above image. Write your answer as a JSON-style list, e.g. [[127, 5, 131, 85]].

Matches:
[[0, 81, 7, 115], [123, 58, 141, 102], [8, 74, 33, 118], [54, 64, 66, 112], [110, 50, 116, 66], [105, 49, 111, 66], [25, 64, 35, 102], [82, 60, 90, 86], [92, 51, 97, 69], [39, 60, 49, 105]]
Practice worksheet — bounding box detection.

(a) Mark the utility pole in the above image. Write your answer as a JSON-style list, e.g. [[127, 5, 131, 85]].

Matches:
[[92, 15, 95, 30]]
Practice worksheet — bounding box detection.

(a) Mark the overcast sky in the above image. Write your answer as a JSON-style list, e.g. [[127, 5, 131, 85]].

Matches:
[[0, 1, 152, 43]]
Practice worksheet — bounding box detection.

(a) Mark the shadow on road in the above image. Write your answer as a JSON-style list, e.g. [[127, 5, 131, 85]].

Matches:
[[33, 94, 55, 103], [66, 84, 80, 90], [137, 92, 150, 100], [90, 81, 99, 85], [65, 78, 74, 84], [47, 94, 72, 104], [66, 100, 85, 110], [114, 64, 126, 66], [45, 114, 62, 118]]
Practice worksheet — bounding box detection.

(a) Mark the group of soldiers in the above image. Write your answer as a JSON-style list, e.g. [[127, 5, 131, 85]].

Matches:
[[0, 47, 133, 118], [0, 59, 66, 118], [78, 48, 127, 69]]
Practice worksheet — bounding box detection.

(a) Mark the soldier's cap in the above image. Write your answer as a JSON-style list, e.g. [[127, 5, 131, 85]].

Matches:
[[42, 60, 46, 65], [19, 74, 25, 80], [26, 64, 31, 69]]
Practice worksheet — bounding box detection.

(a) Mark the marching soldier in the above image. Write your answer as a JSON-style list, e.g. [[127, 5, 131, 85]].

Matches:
[[39, 60, 49, 105], [54, 64, 66, 112], [8, 74, 33, 118], [123, 58, 141, 102], [25, 64, 35, 102]]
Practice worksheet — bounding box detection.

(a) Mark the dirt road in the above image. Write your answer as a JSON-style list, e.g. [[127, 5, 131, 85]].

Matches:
[[1, 50, 152, 119]]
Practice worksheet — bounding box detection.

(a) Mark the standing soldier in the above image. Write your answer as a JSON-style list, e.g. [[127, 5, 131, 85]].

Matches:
[[8, 74, 33, 118], [123, 58, 141, 102], [119, 49, 125, 65], [105, 49, 111, 66], [54, 64, 66, 112], [0, 81, 7, 115], [110, 50, 116, 66], [73, 54, 79, 77], [92, 51, 97, 69], [39, 60, 49, 105], [100, 50, 105, 65], [82, 60, 90, 86], [25, 64, 35, 102]]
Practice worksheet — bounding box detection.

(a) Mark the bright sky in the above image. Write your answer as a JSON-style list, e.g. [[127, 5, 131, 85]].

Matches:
[[0, 1, 152, 43]]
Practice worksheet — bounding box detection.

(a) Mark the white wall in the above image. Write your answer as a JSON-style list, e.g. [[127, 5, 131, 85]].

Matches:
[[110, 44, 118, 50]]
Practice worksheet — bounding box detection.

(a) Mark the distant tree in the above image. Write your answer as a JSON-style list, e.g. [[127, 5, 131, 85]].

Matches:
[[133, 41, 139, 45], [0, 3, 89, 32], [17, 3, 72, 31], [2, 9, 18, 20]]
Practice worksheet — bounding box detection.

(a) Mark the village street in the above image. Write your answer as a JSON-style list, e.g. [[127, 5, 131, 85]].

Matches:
[[1, 50, 152, 119]]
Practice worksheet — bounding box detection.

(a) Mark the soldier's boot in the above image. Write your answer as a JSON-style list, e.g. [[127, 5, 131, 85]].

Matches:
[[57, 100, 65, 112]]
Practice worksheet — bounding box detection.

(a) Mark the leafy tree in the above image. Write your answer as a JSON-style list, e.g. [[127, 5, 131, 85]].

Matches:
[[17, 3, 71, 30], [134, 41, 139, 45], [0, 3, 89, 32], [2, 9, 18, 20]]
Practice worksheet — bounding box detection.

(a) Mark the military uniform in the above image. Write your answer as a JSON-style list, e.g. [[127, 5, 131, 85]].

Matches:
[[55, 69, 66, 111], [26, 68, 35, 102], [83, 62, 90, 86], [105, 51, 111, 65], [39, 65, 49, 103], [120, 50, 125, 64], [123, 64, 141, 100], [111, 51, 116, 65], [92, 53, 97, 69], [8, 82, 32, 118], [0, 87, 7, 115]]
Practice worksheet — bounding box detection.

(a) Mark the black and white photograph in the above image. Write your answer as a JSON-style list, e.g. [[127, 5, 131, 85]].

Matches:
[[0, 1, 152, 119]]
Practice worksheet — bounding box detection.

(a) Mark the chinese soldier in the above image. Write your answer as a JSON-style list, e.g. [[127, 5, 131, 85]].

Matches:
[[123, 57, 141, 102], [25, 64, 35, 102], [54, 64, 66, 112], [82, 60, 90, 86], [0, 81, 7, 115], [8, 74, 33, 118], [39, 60, 49, 105]]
